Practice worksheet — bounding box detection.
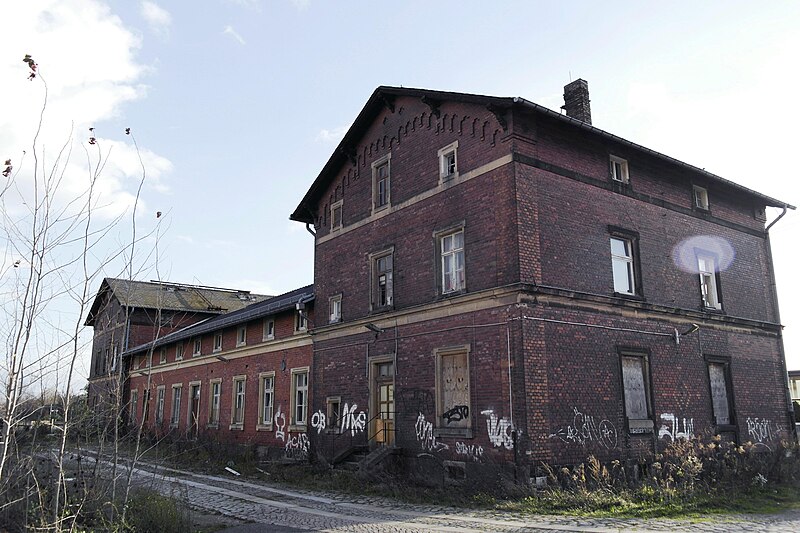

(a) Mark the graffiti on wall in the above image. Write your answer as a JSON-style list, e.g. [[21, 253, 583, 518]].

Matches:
[[340, 403, 367, 436], [311, 410, 326, 434], [415, 412, 449, 452], [658, 413, 695, 443], [442, 405, 469, 424], [455, 441, 484, 462], [548, 407, 618, 449], [481, 409, 514, 449], [285, 432, 309, 459], [746, 417, 780, 450], [274, 405, 286, 442]]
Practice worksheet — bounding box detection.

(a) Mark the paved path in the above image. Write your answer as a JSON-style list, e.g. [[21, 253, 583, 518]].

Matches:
[[89, 455, 800, 532]]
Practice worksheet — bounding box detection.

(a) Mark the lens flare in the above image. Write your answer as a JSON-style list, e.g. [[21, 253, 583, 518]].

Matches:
[[671, 235, 735, 274]]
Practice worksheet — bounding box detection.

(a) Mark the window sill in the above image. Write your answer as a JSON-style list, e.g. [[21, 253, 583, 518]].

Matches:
[[627, 419, 654, 434], [262, 336, 275, 342], [435, 427, 473, 438], [289, 424, 307, 432], [206, 423, 219, 430], [169, 423, 178, 429], [229, 424, 244, 431], [236, 343, 246, 348], [439, 288, 467, 299], [702, 306, 724, 314], [714, 424, 737, 432], [613, 292, 645, 302], [256, 424, 273, 431]]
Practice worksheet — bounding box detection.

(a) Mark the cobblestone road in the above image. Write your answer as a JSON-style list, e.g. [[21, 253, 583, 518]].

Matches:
[[97, 456, 800, 532]]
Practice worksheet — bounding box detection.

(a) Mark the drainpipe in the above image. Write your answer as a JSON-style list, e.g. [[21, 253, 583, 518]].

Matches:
[[764, 205, 797, 443], [305, 223, 316, 237]]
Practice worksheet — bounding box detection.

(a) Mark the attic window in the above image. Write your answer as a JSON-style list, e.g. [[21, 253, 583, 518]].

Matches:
[[693, 185, 709, 211], [610, 155, 629, 184], [331, 200, 343, 231]]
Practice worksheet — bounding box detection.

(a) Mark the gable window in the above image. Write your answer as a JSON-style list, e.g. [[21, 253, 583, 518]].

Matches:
[[438, 141, 459, 181], [435, 346, 471, 435], [193, 338, 202, 356], [370, 250, 394, 310], [438, 228, 465, 294], [620, 352, 653, 434], [609, 229, 641, 296], [129, 389, 138, 424], [213, 333, 223, 352], [230, 376, 246, 429], [697, 253, 722, 310], [330, 200, 343, 231], [208, 379, 221, 427], [263, 318, 275, 340], [707, 358, 734, 427], [170, 384, 182, 428], [329, 294, 342, 324], [610, 155, 629, 184], [155, 386, 166, 424], [159, 347, 167, 364], [236, 326, 247, 347], [372, 154, 391, 211], [257, 372, 275, 429], [693, 185, 709, 211], [176, 343, 184, 361], [290, 368, 309, 428]]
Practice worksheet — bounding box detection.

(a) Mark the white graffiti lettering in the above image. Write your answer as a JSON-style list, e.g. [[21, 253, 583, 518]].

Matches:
[[658, 413, 695, 443], [285, 432, 309, 459], [415, 412, 449, 452], [746, 417, 779, 447], [274, 406, 286, 442], [311, 410, 326, 434], [455, 441, 484, 462], [340, 403, 367, 436], [548, 407, 618, 449], [481, 409, 514, 449]]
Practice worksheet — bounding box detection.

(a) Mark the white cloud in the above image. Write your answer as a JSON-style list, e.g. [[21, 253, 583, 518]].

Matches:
[[140, 1, 171, 36], [315, 125, 348, 143], [222, 25, 246, 46]]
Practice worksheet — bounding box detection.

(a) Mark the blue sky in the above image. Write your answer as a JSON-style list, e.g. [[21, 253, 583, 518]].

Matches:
[[2, 0, 799, 382]]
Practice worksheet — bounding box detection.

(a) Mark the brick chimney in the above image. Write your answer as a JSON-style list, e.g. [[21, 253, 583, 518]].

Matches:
[[562, 79, 592, 125]]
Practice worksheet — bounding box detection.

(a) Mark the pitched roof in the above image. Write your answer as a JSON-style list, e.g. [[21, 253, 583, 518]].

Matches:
[[290, 86, 794, 224], [84, 278, 272, 326], [123, 284, 314, 356]]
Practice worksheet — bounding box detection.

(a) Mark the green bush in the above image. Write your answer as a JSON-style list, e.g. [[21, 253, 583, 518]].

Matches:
[[124, 489, 191, 533]]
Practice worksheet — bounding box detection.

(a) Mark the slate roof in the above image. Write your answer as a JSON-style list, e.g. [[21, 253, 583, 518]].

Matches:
[[290, 85, 794, 224], [85, 278, 272, 326], [123, 284, 314, 357]]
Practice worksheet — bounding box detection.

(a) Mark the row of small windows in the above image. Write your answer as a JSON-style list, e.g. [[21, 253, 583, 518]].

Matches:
[[328, 228, 465, 324], [136, 314, 308, 368], [130, 369, 309, 431], [609, 155, 711, 211], [331, 142, 460, 232]]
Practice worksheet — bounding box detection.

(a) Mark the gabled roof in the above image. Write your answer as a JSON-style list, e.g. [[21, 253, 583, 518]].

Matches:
[[123, 284, 314, 357], [84, 278, 272, 326], [290, 86, 794, 224]]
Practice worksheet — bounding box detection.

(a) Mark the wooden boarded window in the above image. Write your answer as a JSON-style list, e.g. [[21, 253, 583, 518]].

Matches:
[[437, 348, 471, 429], [708, 362, 731, 425], [621, 354, 650, 421]]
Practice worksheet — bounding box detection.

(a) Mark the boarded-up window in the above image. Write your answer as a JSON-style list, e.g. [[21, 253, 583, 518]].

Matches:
[[621, 355, 649, 420], [437, 349, 471, 429], [708, 362, 731, 425]]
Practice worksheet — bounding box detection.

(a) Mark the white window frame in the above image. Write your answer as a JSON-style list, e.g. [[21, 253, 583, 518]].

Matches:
[[263, 318, 275, 341], [213, 332, 223, 353], [155, 385, 166, 424], [257, 371, 275, 430], [326, 396, 342, 433], [295, 310, 307, 333], [438, 140, 459, 182], [193, 338, 202, 357], [698, 253, 722, 310], [230, 375, 246, 429], [129, 389, 138, 424], [371, 153, 391, 212], [693, 185, 709, 210], [610, 236, 636, 295], [438, 228, 465, 294], [330, 200, 343, 231], [175, 343, 184, 361], [170, 384, 182, 428], [610, 155, 629, 184], [370, 249, 394, 310], [208, 378, 221, 427], [133, 354, 140, 370], [159, 347, 167, 364], [290, 367, 309, 430], [236, 326, 247, 347], [329, 294, 342, 324]]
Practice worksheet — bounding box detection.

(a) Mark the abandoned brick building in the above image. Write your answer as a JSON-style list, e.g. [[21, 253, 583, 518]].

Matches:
[[89, 80, 796, 482]]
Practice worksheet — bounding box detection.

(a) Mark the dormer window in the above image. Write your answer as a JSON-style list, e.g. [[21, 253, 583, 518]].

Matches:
[[610, 155, 629, 184]]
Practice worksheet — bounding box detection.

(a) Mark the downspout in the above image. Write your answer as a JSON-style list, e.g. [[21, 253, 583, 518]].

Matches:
[[305, 223, 316, 237], [764, 204, 797, 443]]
